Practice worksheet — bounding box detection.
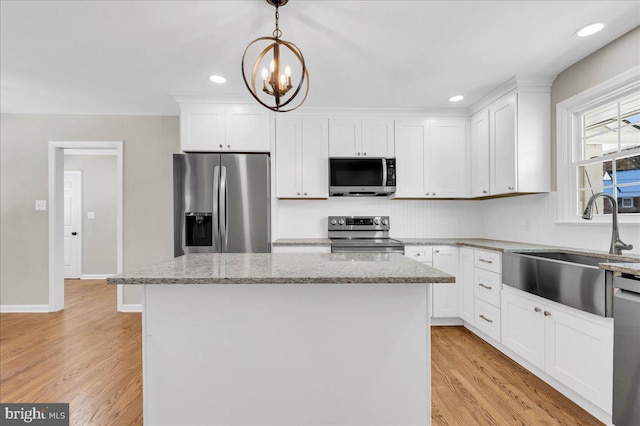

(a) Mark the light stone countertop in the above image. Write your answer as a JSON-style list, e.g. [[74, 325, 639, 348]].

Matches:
[[273, 237, 640, 263], [272, 238, 332, 246], [599, 263, 640, 275], [107, 253, 455, 285]]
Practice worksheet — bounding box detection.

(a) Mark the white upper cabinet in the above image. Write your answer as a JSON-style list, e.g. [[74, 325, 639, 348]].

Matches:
[[329, 118, 394, 157], [470, 83, 550, 197], [430, 119, 468, 198], [490, 91, 518, 194], [275, 116, 329, 199], [394, 118, 467, 198], [471, 110, 490, 197], [180, 103, 270, 152]]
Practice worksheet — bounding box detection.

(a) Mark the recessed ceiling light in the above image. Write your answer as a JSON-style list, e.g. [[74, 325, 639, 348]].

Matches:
[[575, 22, 605, 37], [209, 75, 226, 84], [449, 95, 464, 102]]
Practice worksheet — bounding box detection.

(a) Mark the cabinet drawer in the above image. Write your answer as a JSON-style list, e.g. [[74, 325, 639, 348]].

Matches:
[[404, 247, 433, 263], [474, 269, 501, 308], [475, 299, 501, 342], [474, 249, 501, 273]]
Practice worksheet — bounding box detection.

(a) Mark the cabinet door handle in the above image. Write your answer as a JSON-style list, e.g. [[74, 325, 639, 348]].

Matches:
[[544, 311, 551, 317], [432, 192, 437, 196], [303, 192, 307, 196], [478, 283, 493, 290], [508, 186, 514, 190], [297, 192, 301, 196], [415, 253, 421, 257], [356, 152, 361, 156], [483, 190, 488, 194], [227, 145, 231, 149], [434, 250, 440, 253], [363, 152, 367, 156], [219, 144, 223, 148], [479, 314, 493, 323], [534, 307, 541, 313], [479, 258, 493, 264]]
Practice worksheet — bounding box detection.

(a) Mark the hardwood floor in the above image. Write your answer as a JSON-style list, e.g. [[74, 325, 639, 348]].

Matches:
[[1, 281, 603, 425], [0, 279, 142, 425], [431, 326, 603, 426]]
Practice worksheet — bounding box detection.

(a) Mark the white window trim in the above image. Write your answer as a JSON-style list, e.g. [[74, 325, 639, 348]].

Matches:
[[556, 65, 640, 225]]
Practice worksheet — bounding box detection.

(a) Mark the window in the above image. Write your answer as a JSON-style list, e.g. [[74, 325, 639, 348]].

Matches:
[[576, 91, 640, 216]]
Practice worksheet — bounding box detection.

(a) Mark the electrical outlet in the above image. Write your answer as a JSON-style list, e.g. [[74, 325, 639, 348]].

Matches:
[[35, 200, 47, 211]]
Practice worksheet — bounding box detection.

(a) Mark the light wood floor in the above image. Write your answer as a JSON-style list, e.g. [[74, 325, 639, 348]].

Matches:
[[1, 280, 603, 425]]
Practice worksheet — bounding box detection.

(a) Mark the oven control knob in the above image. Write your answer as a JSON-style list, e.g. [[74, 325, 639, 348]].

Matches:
[[338, 219, 345, 225], [330, 219, 337, 225], [374, 218, 380, 225], [381, 218, 388, 226]]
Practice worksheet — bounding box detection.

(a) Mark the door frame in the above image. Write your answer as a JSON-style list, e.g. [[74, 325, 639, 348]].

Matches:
[[49, 141, 124, 311], [63, 170, 83, 279]]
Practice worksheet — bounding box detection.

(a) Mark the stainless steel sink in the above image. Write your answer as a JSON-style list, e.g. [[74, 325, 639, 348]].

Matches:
[[502, 251, 612, 317]]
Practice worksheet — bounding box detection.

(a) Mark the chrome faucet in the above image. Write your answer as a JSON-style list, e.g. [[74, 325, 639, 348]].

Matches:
[[582, 192, 634, 255]]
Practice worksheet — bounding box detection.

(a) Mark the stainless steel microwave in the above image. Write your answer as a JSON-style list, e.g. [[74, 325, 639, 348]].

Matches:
[[329, 158, 396, 196]]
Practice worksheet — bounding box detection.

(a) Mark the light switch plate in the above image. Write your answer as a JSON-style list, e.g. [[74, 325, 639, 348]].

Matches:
[[35, 200, 47, 211], [87, 212, 96, 219]]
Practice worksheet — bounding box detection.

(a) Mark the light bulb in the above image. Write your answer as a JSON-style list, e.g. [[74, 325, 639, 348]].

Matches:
[[261, 67, 268, 80], [284, 65, 292, 77], [270, 59, 275, 72], [280, 74, 286, 87]]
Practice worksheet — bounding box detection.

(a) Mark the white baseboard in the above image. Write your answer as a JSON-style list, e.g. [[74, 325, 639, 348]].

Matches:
[[0, 305, 50, 313], [81, 274, 115, 280], [119, 303, 142, 313], [431, 317, 464, 326]]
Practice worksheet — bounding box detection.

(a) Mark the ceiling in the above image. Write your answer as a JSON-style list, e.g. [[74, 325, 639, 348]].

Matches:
[[1, 1, 639, 115]]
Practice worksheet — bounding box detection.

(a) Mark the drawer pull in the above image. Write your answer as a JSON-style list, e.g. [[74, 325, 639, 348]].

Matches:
[[479, 258, 493, 264], [534, 307, 541, 313], [478, 283, 493, 290], [544, 311, 551, 317], [479, 314, 493, 323]]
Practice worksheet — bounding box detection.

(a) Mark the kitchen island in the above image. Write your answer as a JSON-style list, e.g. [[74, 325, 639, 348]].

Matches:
[[108, 253, 453, 426]]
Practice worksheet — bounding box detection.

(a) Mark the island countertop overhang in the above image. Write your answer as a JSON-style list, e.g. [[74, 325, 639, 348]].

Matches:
[[107, 252, 455, 285]]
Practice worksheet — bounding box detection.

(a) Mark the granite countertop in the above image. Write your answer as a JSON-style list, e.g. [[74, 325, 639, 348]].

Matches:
[[273, 237, 640, 263], [599, 263, 640, 275], [272, 238, 332, 246], [107, 253, 455, 285]]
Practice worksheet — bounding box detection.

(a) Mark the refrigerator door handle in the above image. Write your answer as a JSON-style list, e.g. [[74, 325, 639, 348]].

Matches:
[[220, 166, 228, 251], [213, 165, 220, 251]]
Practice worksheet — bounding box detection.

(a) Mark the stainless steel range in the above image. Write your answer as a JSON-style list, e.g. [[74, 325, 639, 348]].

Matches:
[[328, 216, 404, 254]]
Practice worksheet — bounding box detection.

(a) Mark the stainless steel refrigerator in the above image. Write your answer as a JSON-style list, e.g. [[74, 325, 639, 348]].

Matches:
[[173, 153, 270, 257]]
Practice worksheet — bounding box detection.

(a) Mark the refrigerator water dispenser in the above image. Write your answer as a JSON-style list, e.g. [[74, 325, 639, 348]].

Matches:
[[185, 213, 212, 246]]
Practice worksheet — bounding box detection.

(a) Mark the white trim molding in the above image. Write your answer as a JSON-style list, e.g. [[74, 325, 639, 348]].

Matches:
[[555, 65, 640, 224], [119, 304, 142, 313], [0, 305, 50, 313], [49, 141, 125, 312]]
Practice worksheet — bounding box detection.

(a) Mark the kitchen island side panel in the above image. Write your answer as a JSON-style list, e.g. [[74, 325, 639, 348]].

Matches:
[[142, 283, 431, 426]]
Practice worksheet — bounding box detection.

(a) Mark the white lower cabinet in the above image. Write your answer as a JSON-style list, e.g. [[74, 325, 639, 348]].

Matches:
[[458, 247, 475, 324], [474, 299, 501, 342], [432, 246, 459, 318], [501, 286, 613, 414], [405, 246, 458, 319]]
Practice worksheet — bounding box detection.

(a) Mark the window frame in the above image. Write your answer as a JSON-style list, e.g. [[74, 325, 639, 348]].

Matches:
[[556, 65, 640, 224]]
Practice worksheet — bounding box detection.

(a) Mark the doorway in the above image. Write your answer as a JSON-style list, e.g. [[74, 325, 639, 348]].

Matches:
[[48, 141, 124, 312]]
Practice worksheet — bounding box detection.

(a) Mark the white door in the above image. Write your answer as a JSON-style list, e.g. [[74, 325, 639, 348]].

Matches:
[[64, 171, 82, 278]]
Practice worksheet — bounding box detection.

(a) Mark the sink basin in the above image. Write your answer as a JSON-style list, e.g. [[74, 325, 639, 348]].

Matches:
[[503, 251, 611, 317], [515, 251, 610, 267]]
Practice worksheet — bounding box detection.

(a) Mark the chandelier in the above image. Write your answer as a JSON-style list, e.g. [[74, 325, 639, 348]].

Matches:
[[241, 0, 309, 112]]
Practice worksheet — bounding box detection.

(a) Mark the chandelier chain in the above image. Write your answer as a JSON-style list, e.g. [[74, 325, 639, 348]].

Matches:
[[273, 6, 282, 39]]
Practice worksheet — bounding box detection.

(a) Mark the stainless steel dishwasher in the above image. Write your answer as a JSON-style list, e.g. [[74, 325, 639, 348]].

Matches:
[[613, 273, 640, 426]]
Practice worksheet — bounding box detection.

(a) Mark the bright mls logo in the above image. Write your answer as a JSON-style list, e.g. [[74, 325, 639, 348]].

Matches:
[[1, 404, 69, 425]]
